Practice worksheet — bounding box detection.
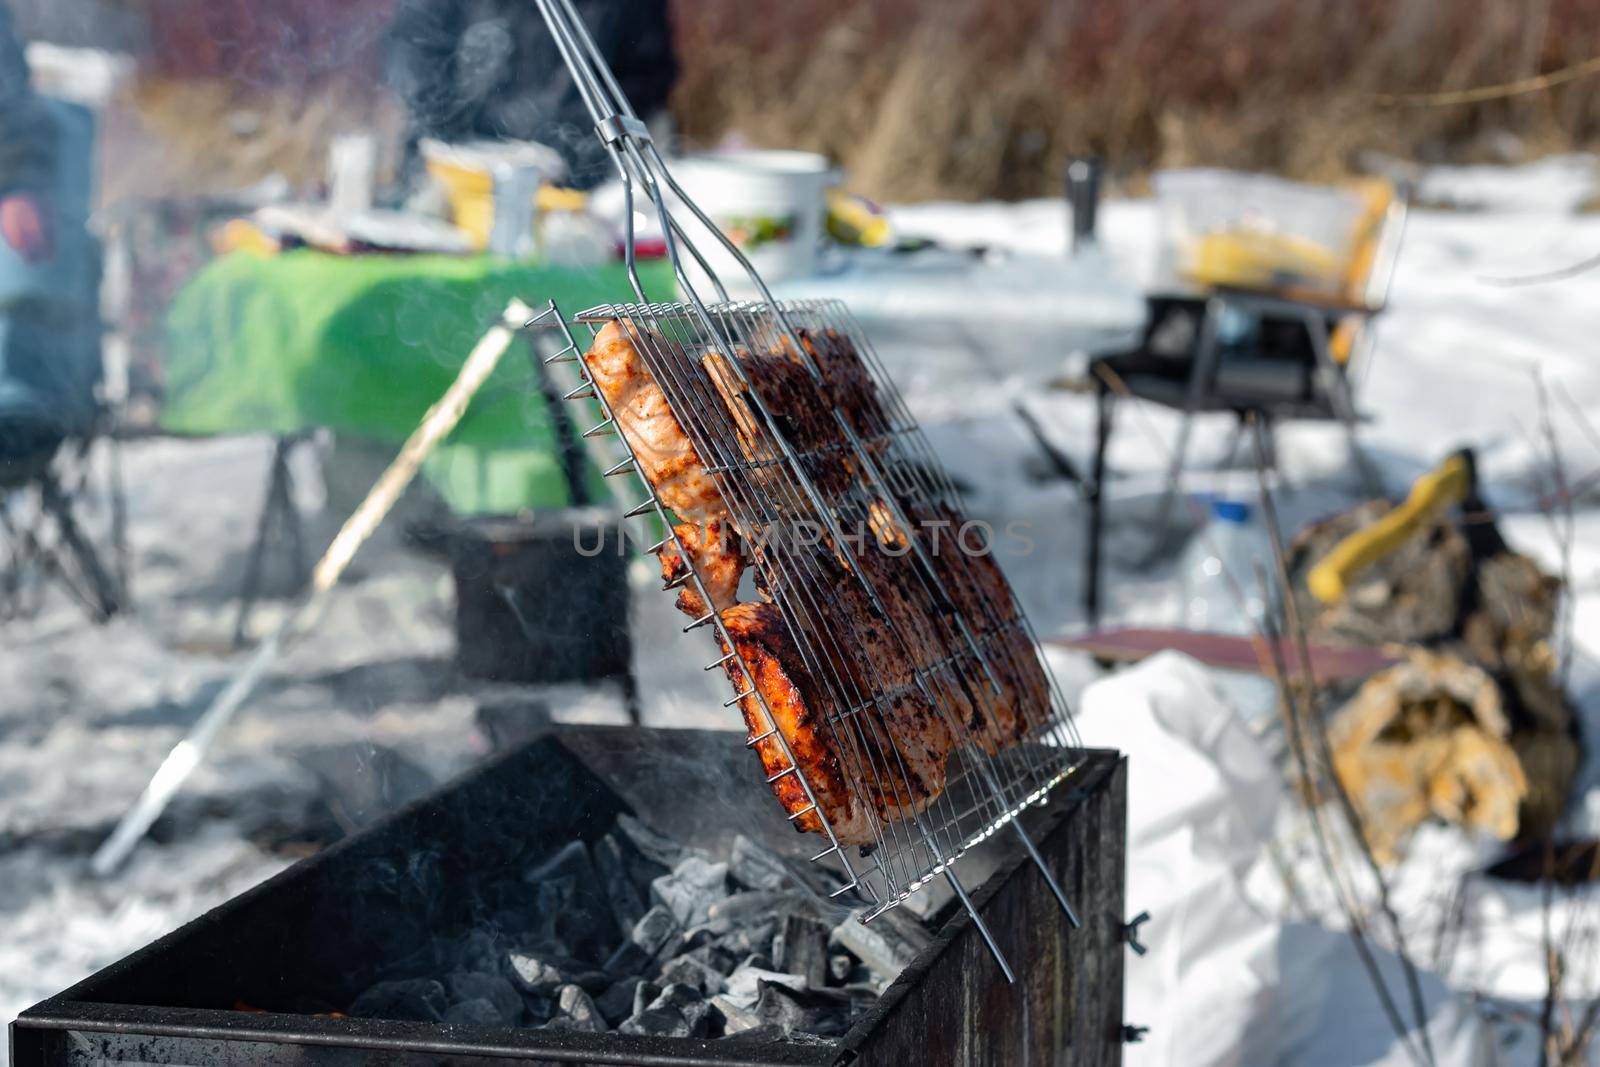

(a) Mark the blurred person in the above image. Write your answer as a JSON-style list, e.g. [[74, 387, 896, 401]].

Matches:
[[0, 4, 102, 475], [0, 6, 54, 265], [384, 0, 677, 190]]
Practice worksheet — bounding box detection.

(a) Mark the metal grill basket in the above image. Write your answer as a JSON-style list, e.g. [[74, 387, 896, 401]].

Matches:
[[528, 0, 1090, 978]]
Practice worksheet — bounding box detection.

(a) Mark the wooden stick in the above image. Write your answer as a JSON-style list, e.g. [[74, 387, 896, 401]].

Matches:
[[91, 300, 535, 876]]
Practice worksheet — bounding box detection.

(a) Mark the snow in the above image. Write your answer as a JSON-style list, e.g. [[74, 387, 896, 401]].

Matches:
[[1415, 154, 1600, 214], [6, 155, 1600, 1064]]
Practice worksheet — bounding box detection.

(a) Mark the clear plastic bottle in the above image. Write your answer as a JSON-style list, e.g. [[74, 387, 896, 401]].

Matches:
[[1182, 498, 1269, 635]]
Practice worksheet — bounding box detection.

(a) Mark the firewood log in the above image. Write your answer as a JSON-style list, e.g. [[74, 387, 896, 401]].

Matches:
[[1290, 498, 1578, 856]]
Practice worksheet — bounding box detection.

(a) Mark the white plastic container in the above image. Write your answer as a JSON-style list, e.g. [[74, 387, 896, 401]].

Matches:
[[1154, 169, 1366, 297], [669, 150, 838, 295], [328, 133, 377, 214]]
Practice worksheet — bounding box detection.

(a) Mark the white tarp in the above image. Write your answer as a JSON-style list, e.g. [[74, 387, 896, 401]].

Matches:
[[1075, 652, 1502, 1066], [1075, 652, 1300, 1066]]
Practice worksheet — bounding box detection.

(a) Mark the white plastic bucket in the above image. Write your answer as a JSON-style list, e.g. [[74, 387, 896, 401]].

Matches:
[[668, 150, 837, 296]]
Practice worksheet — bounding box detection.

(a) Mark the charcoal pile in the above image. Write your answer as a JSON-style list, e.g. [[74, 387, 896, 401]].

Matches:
[[344, 814, 929, 1041]]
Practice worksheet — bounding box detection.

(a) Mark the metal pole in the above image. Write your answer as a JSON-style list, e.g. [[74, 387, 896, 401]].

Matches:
[[1067, 157, 1103, 255]]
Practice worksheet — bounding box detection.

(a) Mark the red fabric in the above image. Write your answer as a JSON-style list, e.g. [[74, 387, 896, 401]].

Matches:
[[0, 194, 52, 263]]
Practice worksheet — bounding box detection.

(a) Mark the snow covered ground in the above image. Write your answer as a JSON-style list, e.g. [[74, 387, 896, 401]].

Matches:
[[4, 155, 1600, 1064]]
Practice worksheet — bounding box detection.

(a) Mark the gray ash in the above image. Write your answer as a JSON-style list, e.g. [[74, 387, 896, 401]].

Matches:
[[344, 814, 931, 1042]]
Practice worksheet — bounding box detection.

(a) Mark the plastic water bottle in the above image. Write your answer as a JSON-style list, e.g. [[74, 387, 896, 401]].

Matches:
[[1180, 498, 1282, 722], [1182, 498, 1269, 635]]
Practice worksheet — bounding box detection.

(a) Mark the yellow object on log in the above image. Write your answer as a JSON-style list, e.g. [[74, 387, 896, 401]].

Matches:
[[1330, 650, 1527, 861], [1308, 452, 1473, 605]]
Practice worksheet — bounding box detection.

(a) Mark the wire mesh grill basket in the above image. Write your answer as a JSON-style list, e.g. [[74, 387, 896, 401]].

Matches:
[[529, 0, 1088, 976]]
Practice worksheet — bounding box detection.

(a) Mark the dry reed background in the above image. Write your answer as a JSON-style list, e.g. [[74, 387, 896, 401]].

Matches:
[[92, 0, 1600, 203], [670, 0, 1600, 201]]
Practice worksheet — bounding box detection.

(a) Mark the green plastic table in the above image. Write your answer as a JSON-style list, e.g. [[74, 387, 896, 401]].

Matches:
[[161, 251, 676, 514]]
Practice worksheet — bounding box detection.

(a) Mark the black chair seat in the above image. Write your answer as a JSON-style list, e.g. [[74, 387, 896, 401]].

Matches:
[[1080, 289, 1377, 624]]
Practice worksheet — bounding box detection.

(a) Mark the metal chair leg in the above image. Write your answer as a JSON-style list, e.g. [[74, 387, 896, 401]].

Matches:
[[1144, 297, 1222, 557], [40, 473, 122, 622], [233, 435, 303, 647], [279, 449, 309, 590], [1014, 399, 1082, 484], [1084, 382, 1114, 626], [106, 427, 132, 604], [1213, 416, 1245, 471], [0, 500, 22, 618], [619, 667, 643, 726]]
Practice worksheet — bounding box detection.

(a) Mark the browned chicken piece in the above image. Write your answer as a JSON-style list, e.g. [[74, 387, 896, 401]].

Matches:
[[719, 600, 952, 841], [790, 327, 894, 442], [718, 601, 878, 844], [866, 692, 952, 820], [657, 519, 743, 619], [951, 625, 1050, 753], [763, 543, 958, 804], [584, 320, 727, 524], [904, 502, 1051, 750]]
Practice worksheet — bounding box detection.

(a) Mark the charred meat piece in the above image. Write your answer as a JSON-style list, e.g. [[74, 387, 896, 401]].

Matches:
[[701, 341, 858, 500], [794, 327, 893, 443], [907, 504, 1048, 749]]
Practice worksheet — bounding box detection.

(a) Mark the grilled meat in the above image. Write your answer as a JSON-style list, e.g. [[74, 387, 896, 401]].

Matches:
[[717, 601, 876, 843], [657, 519, 743, 618], [719, 600, 948, 844], [906, 502, 1049, 751], [584, 320, 727, 523], [583, 315, 1053, 845], [702, 339, 859, 500]]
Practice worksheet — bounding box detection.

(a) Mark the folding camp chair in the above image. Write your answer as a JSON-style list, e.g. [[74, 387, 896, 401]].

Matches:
[[0, 97, 125, 623], [1, 423, 129, 623], [1081, 180, 1408, 624]]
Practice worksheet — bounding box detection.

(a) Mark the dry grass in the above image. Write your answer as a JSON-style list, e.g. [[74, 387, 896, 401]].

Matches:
[[96, 0, 1600, 203], [91, 0, 401, 204], [669, 0, 1600, 201], [99, 77, 404, 205]]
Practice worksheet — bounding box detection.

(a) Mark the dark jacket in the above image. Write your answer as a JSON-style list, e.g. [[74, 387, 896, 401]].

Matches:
[[0, 7, 55, 195], [385, 0, 676, 189]]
